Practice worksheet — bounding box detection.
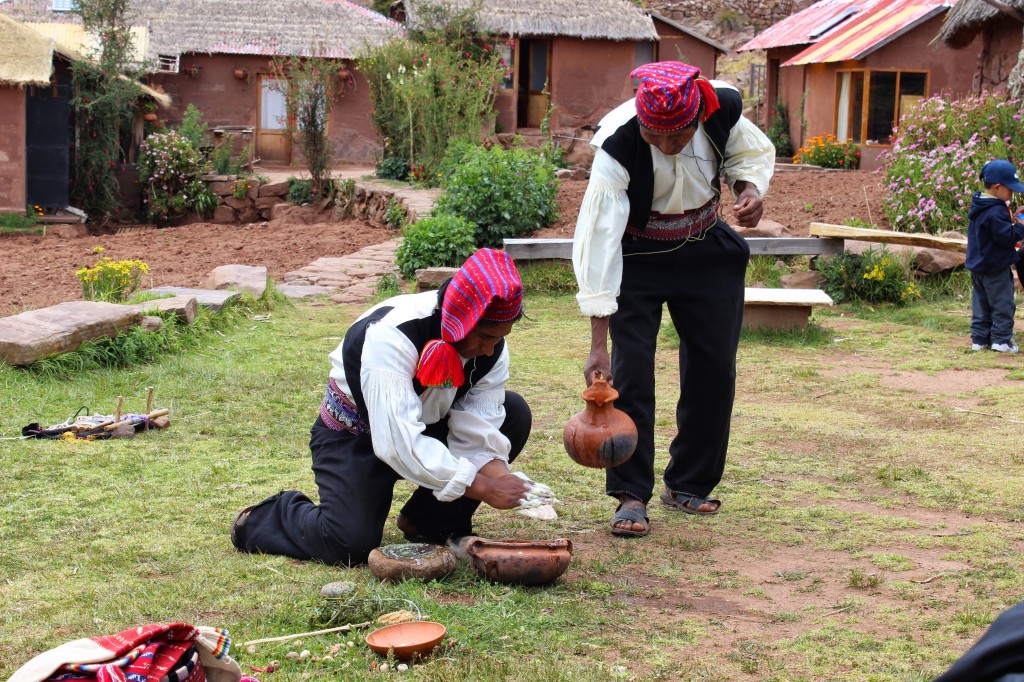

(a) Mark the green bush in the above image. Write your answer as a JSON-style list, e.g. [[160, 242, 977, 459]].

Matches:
[[176, 104, 211, 149], [881, 91, 1024, 234], [395, 213, 478, 280], [138, 130, 214, 222], [434, 144, 559, 247], [816, 246, 921, 305], [766, 99, 793, 158], [376, 157, 410, 181], [287, 177, 313, 205]]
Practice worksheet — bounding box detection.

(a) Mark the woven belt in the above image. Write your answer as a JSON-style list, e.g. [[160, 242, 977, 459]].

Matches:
[[320, 378, 369, 435], [625, 198, 719, 242]]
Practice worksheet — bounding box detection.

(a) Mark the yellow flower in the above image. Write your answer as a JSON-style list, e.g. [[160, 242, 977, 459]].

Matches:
[[92, 245, 105, 253]]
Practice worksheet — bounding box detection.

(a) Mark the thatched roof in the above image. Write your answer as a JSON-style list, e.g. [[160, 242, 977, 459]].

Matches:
[[0, 0, 405, 60], [404, 0, 659, 41], [935, 0, 1024, 48], [651, 12, 728, 53], [0, 13, 57, 85], [140, 0, 404, 58]]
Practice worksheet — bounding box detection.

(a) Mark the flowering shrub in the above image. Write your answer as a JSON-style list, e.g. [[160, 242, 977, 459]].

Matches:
[[816, 246, 921, 305], [76, 246, 150, 302], [138, 131, 214, 222], [434, 144, 558, 247], [881, 92, 1024, 234], [793, 134, 861, 169], [232, 178, 253, 199]]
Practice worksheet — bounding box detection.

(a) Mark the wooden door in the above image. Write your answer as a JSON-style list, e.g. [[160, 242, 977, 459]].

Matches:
[[257, 76, 290, 165], [523, 40, 550, 128], [26, 90, 70, 209]]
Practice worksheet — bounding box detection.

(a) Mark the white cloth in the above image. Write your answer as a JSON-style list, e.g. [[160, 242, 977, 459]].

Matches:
[[573, 82, 776, 317], [327, 291, 512, 502]]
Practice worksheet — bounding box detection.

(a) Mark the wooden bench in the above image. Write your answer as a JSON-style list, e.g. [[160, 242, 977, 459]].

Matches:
[[503, 236, 841, 330]]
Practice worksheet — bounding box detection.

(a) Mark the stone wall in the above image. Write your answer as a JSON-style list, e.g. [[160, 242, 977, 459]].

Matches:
[[652, 0, 814, 30], [201, 175, 406, 226]]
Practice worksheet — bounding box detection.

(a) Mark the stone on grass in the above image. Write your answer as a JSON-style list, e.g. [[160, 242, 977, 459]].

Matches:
[[124, 296, 199, 324], [207, 264, 267, 298], [320, 581, 357, 598], [0, 301, 143, 366], [143, 287, 240, 312]]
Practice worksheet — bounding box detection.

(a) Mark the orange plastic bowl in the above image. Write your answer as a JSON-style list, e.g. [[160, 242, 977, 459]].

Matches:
[[365, 621, 446, 661]]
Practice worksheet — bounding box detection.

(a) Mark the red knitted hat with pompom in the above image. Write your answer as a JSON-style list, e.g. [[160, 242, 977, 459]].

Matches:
[[415, 248, 523, 388], [631, 61, 720, 132]]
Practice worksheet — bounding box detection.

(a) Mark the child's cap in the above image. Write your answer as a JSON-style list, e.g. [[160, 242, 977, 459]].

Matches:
[[982, 159, 1024, 193]]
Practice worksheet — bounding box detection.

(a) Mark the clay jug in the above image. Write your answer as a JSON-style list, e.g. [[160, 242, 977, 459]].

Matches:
[[562, 372, 637, 468]]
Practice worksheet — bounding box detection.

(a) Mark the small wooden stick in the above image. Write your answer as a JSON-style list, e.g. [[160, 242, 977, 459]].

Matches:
[[113, 396, 123, 424], [243, 621, 374, 646], [145, 387, 154, 430]]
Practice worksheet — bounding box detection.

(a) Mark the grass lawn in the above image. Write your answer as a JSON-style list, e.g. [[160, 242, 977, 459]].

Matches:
[[1, 287, 1023, 681]]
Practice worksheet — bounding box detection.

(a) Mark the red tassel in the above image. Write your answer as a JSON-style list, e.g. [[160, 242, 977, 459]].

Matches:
[[416, 340, 465, 388], [696, 78, 720, 121]]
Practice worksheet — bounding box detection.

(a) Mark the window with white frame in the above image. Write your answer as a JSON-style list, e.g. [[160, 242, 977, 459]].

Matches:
[[51, 0, 75, 11], [836, 69, 927, 145], [157, 54, 180, 74]]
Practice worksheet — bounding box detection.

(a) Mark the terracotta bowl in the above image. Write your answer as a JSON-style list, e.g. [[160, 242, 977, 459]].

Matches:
[[466, 538, 573, 586], [365, 621, 446, 661]]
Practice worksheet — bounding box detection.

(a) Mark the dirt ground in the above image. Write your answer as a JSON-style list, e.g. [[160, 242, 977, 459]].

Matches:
[[0, 169, 887, 317]]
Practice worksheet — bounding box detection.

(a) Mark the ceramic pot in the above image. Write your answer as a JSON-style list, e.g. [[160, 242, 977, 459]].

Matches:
[[365, 621, 446, 661], [367, 543, 456, 582], [142, 112, 158, 122], [466, 538, 572, 586], [562, 372, 637, 468]]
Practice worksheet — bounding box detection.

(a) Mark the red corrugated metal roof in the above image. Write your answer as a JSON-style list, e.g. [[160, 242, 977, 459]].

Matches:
[[739, 0, 882, 51], [784, 0, 952, 64]]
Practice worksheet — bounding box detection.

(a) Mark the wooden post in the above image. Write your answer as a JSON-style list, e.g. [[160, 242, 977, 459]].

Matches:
[[145, 387, 154, 431], [114, 396, 123, 425]]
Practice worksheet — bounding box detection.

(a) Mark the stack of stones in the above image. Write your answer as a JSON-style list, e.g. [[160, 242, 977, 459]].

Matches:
[[203, 175, 289, 224]]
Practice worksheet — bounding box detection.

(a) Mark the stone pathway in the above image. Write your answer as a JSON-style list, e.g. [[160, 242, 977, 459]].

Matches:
[[254, 165, 437, 306]]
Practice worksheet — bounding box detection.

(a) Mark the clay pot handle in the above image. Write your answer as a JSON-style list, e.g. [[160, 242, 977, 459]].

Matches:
[[583, 371, 619, 407]]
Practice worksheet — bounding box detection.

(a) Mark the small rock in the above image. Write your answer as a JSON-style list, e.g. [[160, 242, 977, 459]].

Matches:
[[246, 645, 256, 654], [299, 649, 310, 659], [320, 581, 357, 598], [380, 663, 389, 673], [285, 651, 299, 660], [397, 664, 409, 672], [292, 640, 303, 647]]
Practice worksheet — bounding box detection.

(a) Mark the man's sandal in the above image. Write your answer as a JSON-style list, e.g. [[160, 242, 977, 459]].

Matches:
[[610, 505, 650, 537], [660, 490, 721, 516]]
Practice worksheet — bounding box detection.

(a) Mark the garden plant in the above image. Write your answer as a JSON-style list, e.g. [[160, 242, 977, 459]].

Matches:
[[793, 133, 861, 169]]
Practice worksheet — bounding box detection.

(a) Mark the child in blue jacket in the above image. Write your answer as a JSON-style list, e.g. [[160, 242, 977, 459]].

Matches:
[[966, 159, 1024, 353]]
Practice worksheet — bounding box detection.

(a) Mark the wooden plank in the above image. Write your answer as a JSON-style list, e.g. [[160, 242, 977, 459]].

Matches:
[[747, 237, 843, 256], [744, 287, 833, 307], [809, 223, 968, 253], [504, 236, 845, 261], [504, 238, 573, 261]]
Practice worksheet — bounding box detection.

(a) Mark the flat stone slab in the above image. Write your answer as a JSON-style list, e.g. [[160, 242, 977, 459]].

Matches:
[[0, 301, 143, 366], [207, 264, 267, 298], [143, 287, 240, 312], [277, 284, 339, 299], [124, 296, 199, 324]]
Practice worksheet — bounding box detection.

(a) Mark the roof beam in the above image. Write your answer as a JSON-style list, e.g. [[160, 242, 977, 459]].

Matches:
[[978, 0, 1024, 23]]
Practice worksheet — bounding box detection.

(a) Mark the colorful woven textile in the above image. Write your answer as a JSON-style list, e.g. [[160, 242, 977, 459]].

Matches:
[[416, 248, 523, 388], [10, 623, 240, 682], [631, 61, 721, 132]]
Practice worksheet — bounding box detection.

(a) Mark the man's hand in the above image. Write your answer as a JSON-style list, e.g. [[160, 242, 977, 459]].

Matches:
[[732, 181, 764, 228], [464, 471, 530, 509], [584, 316, 612, 386]]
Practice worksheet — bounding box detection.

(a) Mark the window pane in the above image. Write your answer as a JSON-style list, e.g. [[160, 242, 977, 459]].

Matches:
[[866, 71, 896, 144], [850, 71, 864, 143], [261, 79, 288, 130], [529, 43, 548, 92], [899, 72, 926, 97]]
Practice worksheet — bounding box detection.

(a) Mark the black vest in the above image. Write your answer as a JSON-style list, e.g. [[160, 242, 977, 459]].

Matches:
[[599, 86, 743, 232], [340, 280, 505, 422]]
